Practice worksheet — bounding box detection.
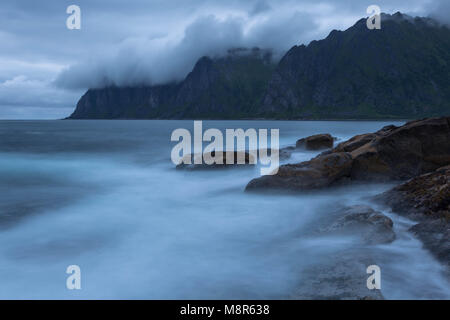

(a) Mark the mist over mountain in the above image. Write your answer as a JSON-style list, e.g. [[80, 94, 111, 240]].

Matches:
[[68, 13, 450, 120], [69, 48, 275, 119], [56, 13, 317, 90]]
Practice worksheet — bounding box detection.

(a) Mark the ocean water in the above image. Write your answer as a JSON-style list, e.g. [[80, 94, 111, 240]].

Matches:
[[0, 120, 448, 299]]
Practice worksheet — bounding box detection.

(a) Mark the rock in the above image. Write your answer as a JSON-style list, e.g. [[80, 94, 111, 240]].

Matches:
[[377, 165, 450, 218], [296, 134, 335, 150], [293, 206, 394, 300], [348, 117, 450, 180], [291, 250, 384, 300], [176, 151, 255, 170], [279, 146, 296, 160], [292, 205, 393, 299], [375, 165, 450, 266], [246, 152, 353, 191], [246, 117, 450, 191], [410, 220, 449, 267], [258, 146, 295, 161], [324, 205, 395, 245], [332, 133, 378, 153]]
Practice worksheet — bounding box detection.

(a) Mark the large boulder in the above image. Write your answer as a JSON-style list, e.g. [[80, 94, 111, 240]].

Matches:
[[246, 152, 353, 190], [347, 118, 450, 180], [246, 117, 450, 191], [296, 134, 335, 150]]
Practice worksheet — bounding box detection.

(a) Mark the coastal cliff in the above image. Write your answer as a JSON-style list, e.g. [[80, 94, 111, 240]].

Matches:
[[68, 13, 450, 120]]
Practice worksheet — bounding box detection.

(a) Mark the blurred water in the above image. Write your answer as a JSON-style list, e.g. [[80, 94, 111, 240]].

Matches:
[[0, 120, 448, 299]]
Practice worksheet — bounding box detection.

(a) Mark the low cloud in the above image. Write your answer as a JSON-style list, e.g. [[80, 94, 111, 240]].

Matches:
[[55, 11, 319, 89], [428, 0, 450, 24]]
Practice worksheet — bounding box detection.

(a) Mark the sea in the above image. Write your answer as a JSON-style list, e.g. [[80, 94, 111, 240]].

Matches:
[[0, 120, 448, 299]]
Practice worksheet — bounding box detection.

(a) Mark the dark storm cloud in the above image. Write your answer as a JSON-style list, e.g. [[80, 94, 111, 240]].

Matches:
[[53, 0, 442, 90], [55, 11, 319, 89], [0, 0, 448, 119]]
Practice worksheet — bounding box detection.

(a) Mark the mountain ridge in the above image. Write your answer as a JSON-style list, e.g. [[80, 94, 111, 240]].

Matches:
[[68, 13, 450, 120]]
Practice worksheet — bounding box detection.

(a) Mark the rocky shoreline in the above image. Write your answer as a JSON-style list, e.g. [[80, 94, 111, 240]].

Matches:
[[246, 116, 450, 296], [246, 117, 450, 191], [375, 165, 450, 267], [173, 116, 449, 298]]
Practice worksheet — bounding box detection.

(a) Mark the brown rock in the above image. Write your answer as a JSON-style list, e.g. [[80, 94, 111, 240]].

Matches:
[[246, 152, 353, 190], [333, 133, 378, 153], [347, 117, 450, 180], [177, 151, 255, 170], [376, 166, 450, 267], [296, 133, 335, 150], [378, 165, 450, 218], [246, 117, 450, 190]]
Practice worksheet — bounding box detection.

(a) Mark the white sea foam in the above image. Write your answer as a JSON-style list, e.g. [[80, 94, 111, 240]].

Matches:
[[0, 120, 448, 299]]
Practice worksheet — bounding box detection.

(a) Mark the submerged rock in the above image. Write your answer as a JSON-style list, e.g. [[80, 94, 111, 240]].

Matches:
[[324, 205, 395, 245], [410, 220, 449, 267], [376, 165, 450, 266], [291, 250, 384, 300], [292, 205, 394, 300], [246, 117, 450, 191], [296, 134, 335, 150], [176, 151, 255, 170], [279, 146, 296, 160]]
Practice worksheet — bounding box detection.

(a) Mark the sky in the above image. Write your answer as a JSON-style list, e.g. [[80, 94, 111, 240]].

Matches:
[[0, 0, 448, 119]]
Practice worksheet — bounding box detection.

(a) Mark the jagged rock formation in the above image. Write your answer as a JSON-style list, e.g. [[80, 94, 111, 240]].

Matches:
[[261, 13, 450, 119], [69, 48, 275, 119], [68, 13, 450, 120]]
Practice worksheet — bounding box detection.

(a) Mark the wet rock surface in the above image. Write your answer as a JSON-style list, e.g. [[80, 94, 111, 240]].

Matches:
[[176, 151, 255, 170], [376, 165, 450, 267], [246, 152, 353, 190], [324, 205, 395, 245], [290, 205, 394, 299], [291, 251, 384, 300], [246, 117, 450, 191], [296, 134, 335, 150]]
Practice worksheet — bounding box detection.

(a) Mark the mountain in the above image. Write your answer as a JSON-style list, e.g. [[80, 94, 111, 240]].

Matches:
[[261, 13, 450, 119], [69, 48, 275, 119], [68, 13, 450, 120]]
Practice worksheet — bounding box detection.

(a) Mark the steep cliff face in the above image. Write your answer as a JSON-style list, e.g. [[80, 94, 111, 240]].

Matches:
[[68, 13, 450, 120], [174, 49, 275, 118], [68, 48, 275, 119], [261, 13, 450, 119], [69, 84, 180, 119]]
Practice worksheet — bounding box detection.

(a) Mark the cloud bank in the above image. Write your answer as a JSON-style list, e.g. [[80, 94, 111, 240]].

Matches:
[[55, 11, 319, 89]]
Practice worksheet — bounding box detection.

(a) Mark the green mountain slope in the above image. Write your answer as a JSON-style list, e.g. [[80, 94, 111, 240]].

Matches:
[[69, 48, 275, 119], [68, 13, 450, 120], [261, 13, 450, 119]]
